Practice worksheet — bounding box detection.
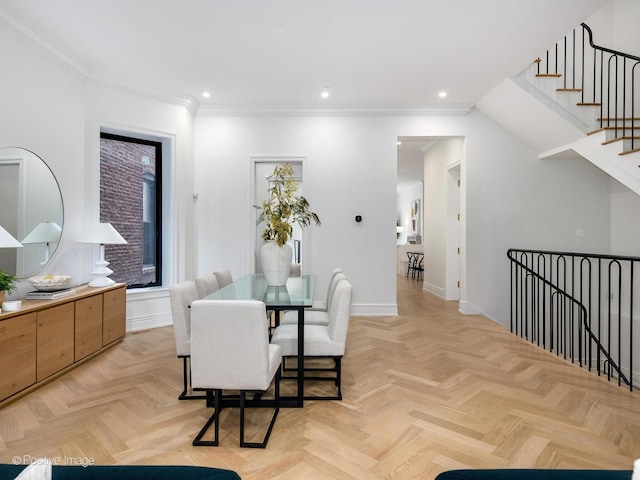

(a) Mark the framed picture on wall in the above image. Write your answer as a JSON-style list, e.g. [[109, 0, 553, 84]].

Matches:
[[410, 199, 420, 234]]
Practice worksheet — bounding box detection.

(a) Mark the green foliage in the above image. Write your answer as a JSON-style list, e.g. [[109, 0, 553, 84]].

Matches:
[[256, 163, 321, 247], [0, 269, 17, 293]]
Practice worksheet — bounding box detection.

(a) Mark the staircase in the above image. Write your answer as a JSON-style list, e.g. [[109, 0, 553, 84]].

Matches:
[[508, 248, 639, 391], [478, 23, 640, 194]]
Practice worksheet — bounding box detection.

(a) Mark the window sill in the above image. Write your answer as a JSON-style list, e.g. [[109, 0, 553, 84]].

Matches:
[[125, 286, 169, 302]]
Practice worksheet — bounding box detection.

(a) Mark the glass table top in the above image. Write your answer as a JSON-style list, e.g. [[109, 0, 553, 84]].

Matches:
[[203, 273, 315, 308]]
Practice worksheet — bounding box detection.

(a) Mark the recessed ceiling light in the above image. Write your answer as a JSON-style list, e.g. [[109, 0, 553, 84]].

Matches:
[[321, 86, 330, 98], [397, 141, 402, 145], [202, 91, 211, 98], [438, 91, 447, 98]]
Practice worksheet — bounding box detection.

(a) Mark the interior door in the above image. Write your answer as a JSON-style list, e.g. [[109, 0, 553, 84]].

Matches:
[[253, 160, 303, 274]]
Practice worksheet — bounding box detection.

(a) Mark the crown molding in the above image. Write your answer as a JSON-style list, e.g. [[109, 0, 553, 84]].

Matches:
[[86, 73, 200, 114], [0, 5, 91, 79], [1, 4, 469, 118], [0, 5, 199, 114], [196, 104, 473, 117]]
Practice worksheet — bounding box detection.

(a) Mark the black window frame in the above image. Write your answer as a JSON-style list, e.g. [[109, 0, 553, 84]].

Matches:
[[99, 131, 163, 289]]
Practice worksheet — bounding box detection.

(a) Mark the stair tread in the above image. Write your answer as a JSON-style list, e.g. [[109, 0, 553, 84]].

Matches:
[[536, 73, 562, 77], [588, 126, 640, 135], [602, 136, 640, 146], [557, 88, 582, 92], [619, 148, 640, 156], [577, 102, 601, 107]]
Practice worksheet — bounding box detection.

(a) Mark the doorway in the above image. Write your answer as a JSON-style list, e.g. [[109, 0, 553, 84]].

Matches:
[[0, 161, 21, 274], [397, 136, 464, 303], [251, 156, 306, 275]]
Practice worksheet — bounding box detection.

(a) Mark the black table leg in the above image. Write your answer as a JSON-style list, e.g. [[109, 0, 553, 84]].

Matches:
[[297, 307, 305, 407]]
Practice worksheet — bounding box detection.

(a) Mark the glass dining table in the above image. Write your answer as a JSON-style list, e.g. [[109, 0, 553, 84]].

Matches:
[[203, 273, 315, 408]]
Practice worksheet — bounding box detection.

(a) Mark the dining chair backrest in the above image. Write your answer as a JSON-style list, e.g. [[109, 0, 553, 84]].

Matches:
[[326, 272, 347, 312], [195, 273, 219, 298], [169, 280, 200, 357], [327, 279, 353, 352], [310, 267, 343, 312], [214, 269, 233, 288], [190, 299, 275, 391]]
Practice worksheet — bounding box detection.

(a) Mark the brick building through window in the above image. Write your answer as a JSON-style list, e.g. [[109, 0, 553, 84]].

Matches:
[[99, 133, 162, 288]]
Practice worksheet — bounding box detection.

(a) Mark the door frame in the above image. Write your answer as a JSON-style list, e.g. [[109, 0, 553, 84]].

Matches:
[[249, 154, 308, 274]]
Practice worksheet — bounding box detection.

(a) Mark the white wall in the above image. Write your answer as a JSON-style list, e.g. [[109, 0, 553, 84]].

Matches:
[[0, 23, 195, 332], [611, 179, 640, 255], [194, 115, 399, 316], [193, 110, 615, 325], [423, 139, 463, 299], [611, 0, 640, 54], [84, 84, 195, 331], [0, 25, 85, 294]]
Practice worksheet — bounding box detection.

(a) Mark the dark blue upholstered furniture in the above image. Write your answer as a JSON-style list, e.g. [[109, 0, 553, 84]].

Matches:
[[435, 470, 632, 480], [0, 465, 240, 480]]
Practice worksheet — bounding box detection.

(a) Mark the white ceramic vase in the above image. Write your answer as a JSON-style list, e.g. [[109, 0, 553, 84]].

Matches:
[[260, 240, 293, 286]]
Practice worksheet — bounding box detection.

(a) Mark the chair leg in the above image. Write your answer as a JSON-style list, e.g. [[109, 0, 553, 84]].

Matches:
[[178, 356, 207, 400], [335, 357, 342, 400], [240, 369, 281, 448], [192, 389, 220, 446], [281, 356, 343, 401]]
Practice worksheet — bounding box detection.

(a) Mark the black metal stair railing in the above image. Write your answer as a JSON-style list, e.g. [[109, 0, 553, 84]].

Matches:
[[536, 23, 640, 152], [508, 248, 639, 391]]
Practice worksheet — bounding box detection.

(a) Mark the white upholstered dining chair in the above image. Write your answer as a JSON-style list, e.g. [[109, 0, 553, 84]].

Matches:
[[214, 269, 233, 289], [270, 278, 352, 400], [195, 273, 219, 298], [309, 267, 343, 311], [169, 280, 206, 400], [190, 299, 282, 448], [279, 272, 347, 327]]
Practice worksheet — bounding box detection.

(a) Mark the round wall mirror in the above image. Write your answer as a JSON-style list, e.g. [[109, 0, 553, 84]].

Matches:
[[0, 147, 64, 278]]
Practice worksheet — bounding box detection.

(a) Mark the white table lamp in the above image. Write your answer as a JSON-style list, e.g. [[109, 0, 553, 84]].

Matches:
[[0, 225, 23, 249], [78, 223, 127, 287], [21, 221, 62, 264]]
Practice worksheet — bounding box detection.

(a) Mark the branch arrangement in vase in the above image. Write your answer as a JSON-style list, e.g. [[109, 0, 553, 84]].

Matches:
[[256, 163, 321, 246]]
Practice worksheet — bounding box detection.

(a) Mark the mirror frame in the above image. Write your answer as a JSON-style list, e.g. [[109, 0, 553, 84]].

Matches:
[[0, 147, 64, 278]]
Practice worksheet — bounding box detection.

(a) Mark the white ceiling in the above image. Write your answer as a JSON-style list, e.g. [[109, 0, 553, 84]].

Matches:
[[0, 0, 608, 191], [0, 0, 607, 111]]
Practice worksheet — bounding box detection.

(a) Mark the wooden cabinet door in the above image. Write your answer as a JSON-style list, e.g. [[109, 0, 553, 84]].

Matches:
[[0, 313, 36, 401], [103, 286, 126, 346], [75, 295, 103, 361], [37, 303, 75, 381]]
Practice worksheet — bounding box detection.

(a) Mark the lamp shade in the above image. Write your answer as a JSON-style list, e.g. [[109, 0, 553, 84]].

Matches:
[[78, 223, 127, 245], [78, 223, 126, 287], [0, 225, 23, 248], [21, 222, 62, 244]]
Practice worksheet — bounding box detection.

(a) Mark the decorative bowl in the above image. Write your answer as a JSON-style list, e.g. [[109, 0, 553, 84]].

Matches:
[[29, 275, 71, 291], [2, 300, 22, 312]]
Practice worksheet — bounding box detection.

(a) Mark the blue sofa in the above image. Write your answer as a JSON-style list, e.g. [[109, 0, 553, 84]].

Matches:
[[435, 470, 632, 480], [0, 465, 240, 480]]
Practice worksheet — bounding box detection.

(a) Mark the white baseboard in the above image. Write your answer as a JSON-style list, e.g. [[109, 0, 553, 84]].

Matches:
[[125, 303, 399, 333], [127, 313, 172, 332], [423, 281, 445, 299], [351, 304, 398, 316], [458, 300, 483, 316]]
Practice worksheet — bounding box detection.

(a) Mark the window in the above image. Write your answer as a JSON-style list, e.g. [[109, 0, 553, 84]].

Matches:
[[99, 132, 162, 288]]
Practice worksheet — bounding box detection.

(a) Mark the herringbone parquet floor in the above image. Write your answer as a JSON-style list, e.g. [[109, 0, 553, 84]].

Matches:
[[1, 276, 639, 479]]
